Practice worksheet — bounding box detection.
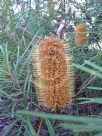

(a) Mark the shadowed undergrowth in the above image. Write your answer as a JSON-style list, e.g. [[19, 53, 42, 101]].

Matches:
[[0, 0, 102, 136]]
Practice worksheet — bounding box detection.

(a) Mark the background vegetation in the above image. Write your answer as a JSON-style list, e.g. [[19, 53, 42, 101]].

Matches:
[[0, 0, 102, 135]]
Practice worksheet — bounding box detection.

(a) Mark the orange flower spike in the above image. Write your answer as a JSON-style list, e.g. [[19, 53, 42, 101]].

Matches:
[[74, 24, 88, 47], [32, 37, 75, 111], [48, 1, 55, 9]]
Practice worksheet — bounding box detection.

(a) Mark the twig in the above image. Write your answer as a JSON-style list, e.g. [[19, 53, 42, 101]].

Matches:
[[3, 30, 18, 44], [76, 76, 96, 96], [56, 19, 65, 39], [37, 119, 42, 136], [31, 102, 47, 113]]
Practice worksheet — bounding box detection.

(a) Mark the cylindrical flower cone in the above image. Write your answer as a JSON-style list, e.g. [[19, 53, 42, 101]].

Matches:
[[32, 37, 75, 111], [74, 24, 88, 47]]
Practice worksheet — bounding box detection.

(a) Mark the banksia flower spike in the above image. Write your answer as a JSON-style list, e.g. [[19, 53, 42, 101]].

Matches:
[[48, 1, 55, 9], [32, 37, 75, 111], [74, 24, 88, 47]]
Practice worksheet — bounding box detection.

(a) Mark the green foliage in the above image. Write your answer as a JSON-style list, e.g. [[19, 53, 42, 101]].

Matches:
[[0, 0, 102, 135]]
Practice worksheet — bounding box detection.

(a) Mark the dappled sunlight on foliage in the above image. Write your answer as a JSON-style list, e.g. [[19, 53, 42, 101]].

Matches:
[[0, 0, 102, 135]]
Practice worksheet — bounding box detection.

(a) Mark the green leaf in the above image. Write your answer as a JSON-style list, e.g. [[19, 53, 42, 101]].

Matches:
[[27, 116, 37, 136], [87, 86, 102, 90], [72, 63, 102, 79], [17, 120, 23, 136], [78, 97, 102, 104], [84, 60, 102, 72], [16, 110, 102, 124], [61, 123, 102, 132], [45, 119, 55, 136], [3, 120, 18, 136], [0, 89, 14, 101]]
